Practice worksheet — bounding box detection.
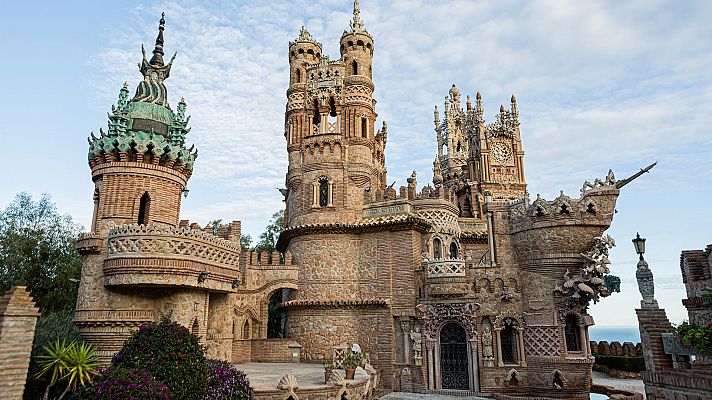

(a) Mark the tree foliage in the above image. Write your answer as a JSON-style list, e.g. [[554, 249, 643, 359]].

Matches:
[[254, 210, 284, 253], [0, 193, 83, 313], [240, 234, 253, 250]]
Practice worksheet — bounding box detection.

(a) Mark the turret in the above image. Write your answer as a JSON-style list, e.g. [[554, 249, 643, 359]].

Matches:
[[288, 26, 322, 86], [86, 13, 196, 231], [340, 0, 374, 80]]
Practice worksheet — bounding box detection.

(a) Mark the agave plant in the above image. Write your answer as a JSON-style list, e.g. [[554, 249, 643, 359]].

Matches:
[[36, 340, 99, 400]]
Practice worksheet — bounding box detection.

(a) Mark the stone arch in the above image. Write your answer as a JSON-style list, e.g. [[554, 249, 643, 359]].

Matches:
[[262, 284, 298, 339], [477, 278, 492, 293]]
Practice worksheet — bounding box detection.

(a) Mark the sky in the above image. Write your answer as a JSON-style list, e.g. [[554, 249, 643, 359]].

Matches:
[[1, 0, 710, 331]]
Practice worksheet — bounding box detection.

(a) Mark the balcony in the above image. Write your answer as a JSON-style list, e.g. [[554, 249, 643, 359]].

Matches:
[[424, 258, 470, 297], [104, 224, 241, 292]]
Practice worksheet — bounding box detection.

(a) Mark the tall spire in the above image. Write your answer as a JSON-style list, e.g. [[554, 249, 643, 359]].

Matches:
[[149, 12, 166, 66], [350, 0, 365, 32]]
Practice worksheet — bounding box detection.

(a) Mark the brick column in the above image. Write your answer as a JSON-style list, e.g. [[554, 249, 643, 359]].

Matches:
[[635, 307, 674, 373], [0, 286, 41, 400]]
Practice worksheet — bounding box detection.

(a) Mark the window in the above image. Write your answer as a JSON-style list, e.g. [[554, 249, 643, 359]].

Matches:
[[433, 238, 442, 259], [137, 192, 150, 225], [243, 320, 250, 339], [501, 318, 518, 364], [352, 60, 358, 75], [361, 117, 367, 138], [449, 242, 458, 259], [312, 99, 320, 126], [295, 69, 301, 83], [319, 179, 329, 207], [565, 314, 580, 351]]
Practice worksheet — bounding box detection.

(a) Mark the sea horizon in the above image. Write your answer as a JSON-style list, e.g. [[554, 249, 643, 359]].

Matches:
[[588, 325, 641, 344]]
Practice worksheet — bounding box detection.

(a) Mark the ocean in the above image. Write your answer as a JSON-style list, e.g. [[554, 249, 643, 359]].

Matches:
[[588, 325, 641, 343]]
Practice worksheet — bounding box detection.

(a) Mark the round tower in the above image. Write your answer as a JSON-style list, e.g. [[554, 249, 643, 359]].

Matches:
[[340, 0, 374, 80], [87, 13, 195, 232], [288, 27, 322, 86]]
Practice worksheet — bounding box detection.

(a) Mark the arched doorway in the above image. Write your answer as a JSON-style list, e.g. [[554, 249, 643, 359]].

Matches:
[[440, 323, 469, 389], [267, 288, 295, 338]]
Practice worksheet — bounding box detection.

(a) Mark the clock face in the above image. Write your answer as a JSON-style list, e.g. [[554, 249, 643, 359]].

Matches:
[[491, 142, 512, 164]]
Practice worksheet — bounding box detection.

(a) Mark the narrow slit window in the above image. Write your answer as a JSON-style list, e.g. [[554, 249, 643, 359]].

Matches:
[[296, 69, 301, 83], [312, 99, 320, 126], [352, 60, 358, 75], [137, 192, 150, 225], [361, 117, 367, 138]]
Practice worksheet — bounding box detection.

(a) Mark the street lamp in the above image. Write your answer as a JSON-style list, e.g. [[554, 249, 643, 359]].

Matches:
[[632, 232, 646, 260]]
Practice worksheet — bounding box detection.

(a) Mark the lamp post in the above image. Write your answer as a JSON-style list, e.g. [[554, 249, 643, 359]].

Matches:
[[633, 233, 658, 309], [632, 232, 646, 260]]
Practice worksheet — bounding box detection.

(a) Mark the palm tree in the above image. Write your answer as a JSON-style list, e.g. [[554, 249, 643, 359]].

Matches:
[[36, 340, 98, 399]]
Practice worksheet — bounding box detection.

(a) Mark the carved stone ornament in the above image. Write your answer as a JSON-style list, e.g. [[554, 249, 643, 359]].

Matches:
[[409, 326, 423, 365], [636, 258, 658, 308], [416, 302, 479, 340], [555, 235, 617, 304]]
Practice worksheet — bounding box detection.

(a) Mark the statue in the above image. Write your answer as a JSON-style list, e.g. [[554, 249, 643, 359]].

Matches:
[[409, 326, 423, 365], [482, 325, 494, 367]]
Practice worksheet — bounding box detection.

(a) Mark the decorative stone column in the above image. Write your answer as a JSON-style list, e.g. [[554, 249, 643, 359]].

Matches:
[[636, 258, 658, 308], [426, 339, 436, 390], [517, 326, 527, 366], [399, 319, 411, 364], [468, 337, 480, 392]]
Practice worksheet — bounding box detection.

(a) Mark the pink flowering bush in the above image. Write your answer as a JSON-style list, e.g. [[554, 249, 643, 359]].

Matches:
[[204, 359, 253, 400], [74, 368, 170, 399]]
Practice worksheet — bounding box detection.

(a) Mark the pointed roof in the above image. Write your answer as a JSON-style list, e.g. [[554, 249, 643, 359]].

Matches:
[[149, 13, 166, 66], [350, 0, 365, 32]]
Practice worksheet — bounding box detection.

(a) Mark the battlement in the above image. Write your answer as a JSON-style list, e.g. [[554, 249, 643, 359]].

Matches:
[[179, 219, 241, 243], [243, 250, 293, 267]]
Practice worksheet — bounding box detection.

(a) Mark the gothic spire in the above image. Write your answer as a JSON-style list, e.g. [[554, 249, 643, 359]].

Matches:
[[350, 0, 365, 32], [149, 12, 166, 66]]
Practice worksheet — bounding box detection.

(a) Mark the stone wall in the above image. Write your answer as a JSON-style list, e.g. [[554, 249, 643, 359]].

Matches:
[[0, 286, 40, 400], [590, 340, 642, 357], [251, 339, 301, 362]]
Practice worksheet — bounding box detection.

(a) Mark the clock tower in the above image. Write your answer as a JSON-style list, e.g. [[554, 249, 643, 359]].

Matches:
[[433, 88, 526, 219]]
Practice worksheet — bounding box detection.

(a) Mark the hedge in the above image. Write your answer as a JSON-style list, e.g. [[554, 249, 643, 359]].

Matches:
[[594, 355, 645, 372]]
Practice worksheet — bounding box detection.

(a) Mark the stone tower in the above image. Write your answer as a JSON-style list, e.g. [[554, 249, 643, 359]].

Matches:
[[279, 0, 397, 364], [75, 15, 242, 363], [284, 0, 385, 228]]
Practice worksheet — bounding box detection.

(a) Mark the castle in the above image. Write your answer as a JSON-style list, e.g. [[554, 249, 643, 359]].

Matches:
[[74, 3, 652, 398]]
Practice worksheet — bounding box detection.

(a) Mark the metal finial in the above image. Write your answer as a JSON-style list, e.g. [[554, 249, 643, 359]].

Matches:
[[149, 12, 166, 66]]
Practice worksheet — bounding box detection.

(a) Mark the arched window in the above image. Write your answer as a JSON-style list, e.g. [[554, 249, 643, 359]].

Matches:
[[319, 178, 329, 207], [137, 192, 150, 225], [433, 238, 442, 259], [449, 242, 458, 259], [329, 97, 337, 117], [295, 69, 301, 83], [361, 117, 367, 138], [500, 318, 519, 364], [312, 99, 320, 126], [352, 60, 358, 75], [243, 320, 250, 339], [565, 314, 580, 351]]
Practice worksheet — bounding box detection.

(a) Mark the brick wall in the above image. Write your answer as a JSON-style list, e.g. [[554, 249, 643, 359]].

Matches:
[[0, 286, 40, 400], [251, 338, 301, 362]]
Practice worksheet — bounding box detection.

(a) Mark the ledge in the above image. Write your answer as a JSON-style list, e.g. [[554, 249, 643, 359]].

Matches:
[[104, 224, 241, 292], [281, 298, 389, 310]]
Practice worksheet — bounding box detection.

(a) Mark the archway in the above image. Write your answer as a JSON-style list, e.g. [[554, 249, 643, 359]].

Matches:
[[440, 323, 469, 389], [267, 288, 295, 338]]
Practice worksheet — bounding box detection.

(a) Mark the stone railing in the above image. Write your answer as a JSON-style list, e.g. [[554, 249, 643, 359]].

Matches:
[[426, 259, 466, 277], [104, 224, 241, 292]]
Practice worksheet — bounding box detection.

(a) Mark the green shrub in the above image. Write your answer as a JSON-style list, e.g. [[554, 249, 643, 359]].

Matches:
[[112, 317, 207, 400], [594, 355, 645, 372], [674, 321, 712, 355], [24, 310, 82, 399]]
